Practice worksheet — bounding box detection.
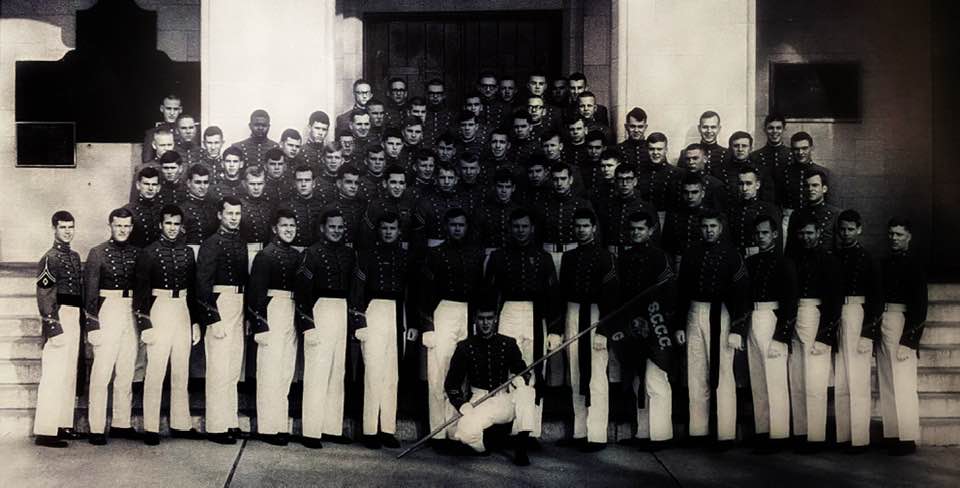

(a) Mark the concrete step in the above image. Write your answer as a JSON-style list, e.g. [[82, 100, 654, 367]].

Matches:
[[0, 337, 42, 359], [871, 392, 960, 419], [0, 359, 40, 383], [929, 284, 960, 301], [0, 316, 41, 338], [872, 367, 960, 393], [0, 384, 37, 409], [922, 322, 960, 346], [0, 276, 36, 295], [928, 301, 960, 323], [920, 345, 960, 368], [0, 296, 39, 317]]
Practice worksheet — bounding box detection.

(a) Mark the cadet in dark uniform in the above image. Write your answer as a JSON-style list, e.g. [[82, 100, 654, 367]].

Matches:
[[363, 165, 414, 249], [681, 144, 728, 211], [141, 94, 182, 163], [301, 111, 331, 169], [749, 114, 791, 178], [598, 163, 658, 256], [196, 196, 248, 444], [576, 92, 611, 139], [509, 111, 541, 166], [478, 71, 507, 130], [789, 214, 843, 453], [125, 167, 163, 248], [239, 165, 274, 271], [133, 204, 202, 445], [173, 114, 203, 168], [480, 129, 523, 188], [555, 208, 619, 451], [337, 79, 374, 134], [296, 210, 356, 446], [833, 210, 881, 453], [777, 132, 835, 235], [710, 131, 775, 205], [728, 165, 781, 257], [320, 165, 368, 248], [639, 132, 683, 226], [33, 211, 83, 448], [878, 218, 927, 456], [616, 210, 677, 449], [210, 147, 246, 202], [445, 303, 537, 466], [156, 151, 188, 206], [350, 212, 410, 449], [532, 161, 594, 272], [587, 147, 618, 208], [618, 107, 651, 166], [357, 146, 387, 203], [413, 162, 464, 248], [263, 148, 295, 205], [785, 169, 840, 257], [485, 208, 559, 439], [384, 77, 409, 129], [745, 215, 797, 453], [475, 168, 522, 256], [287, 165, 326, 250], [230, 109, 279, 167], [178, 164, 217, 257], [567, 73, 610, 127], [519, 155, 552, 208], [85, 208, 140, 445], [662, 173, 714, 264], [456, 152, 485, 215], [423, 79, 456, 147], [499, 76, 518, 107], [579, 131, 609, 200], [678, 111, 727, 172], [248, 209, 300, 446], [419, 208, 487, 442], [676, 211, 749, 447], [199, 126, 225, 173]]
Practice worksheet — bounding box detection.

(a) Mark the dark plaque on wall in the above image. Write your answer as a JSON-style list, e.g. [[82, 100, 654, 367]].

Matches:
[[16, 122, 77, 168], [770, 62, 861, 122]]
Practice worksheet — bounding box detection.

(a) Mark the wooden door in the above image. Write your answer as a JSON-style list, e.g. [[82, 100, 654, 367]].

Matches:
[[364, 11, 562, 109]]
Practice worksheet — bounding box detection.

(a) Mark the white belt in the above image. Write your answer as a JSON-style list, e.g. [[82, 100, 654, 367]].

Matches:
[[213, 285, 244, 294], [247, 243, 264, 252], [152, 288, 187, 298], [799, 298, 821, 306], [754, 301, 778, 311], [885, 303, 907, 312], [99, 289, 132, 298], [844, 296, 865, 305], [427, 238, 446, 248], [267, 289, 293, 298], [542, 242, 577, 253]]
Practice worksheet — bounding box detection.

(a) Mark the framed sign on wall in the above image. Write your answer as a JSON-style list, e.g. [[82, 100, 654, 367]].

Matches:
[[16, 122, 76, 168], [770, 62, 862, 122]]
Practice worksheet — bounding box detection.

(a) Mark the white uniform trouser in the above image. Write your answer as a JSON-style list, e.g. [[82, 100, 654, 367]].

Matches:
[[748, 304, 790, 439], [686, 301, 736, 440], [255, 293, 297, 435], [878, 306, 920, 442], [247, 243, 263, 274], [88, 296, 138, 434], [543, 243, 577, 279], [789, 299, 831, 441], [360, 299, 399, 436], [143, 294, 193, 433], [204, 291, 245, 434], [566, 303, 608, 443], [452, 385, 537, 452], [835, 300, 871, 446], [34, 305, 80, 436], [634, 359, 673, 441], [302, 297, 348, 438], [427, 300, 469, 439], [498, 300, 543, 437]]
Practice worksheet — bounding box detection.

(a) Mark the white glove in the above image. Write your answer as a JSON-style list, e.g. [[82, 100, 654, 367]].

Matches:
[[546, 333, 563, 351], [209, 323, 227, 340], [674, 330, 686, 345], [141, 329, 156, 345], [811, 341, 829, 355], [767, 340, 787, 359], [459, 403, 474, 416], [304, 329, 322, 346], [727, 333, 744, 351], [896, 345, 912, 361], [422, 331, 437, 349], [405, 328, 419, 341], [355, 328, 369, 342], [87, 330, 103, 346], [191, 324, 201, 346], [510, 376, 527, 389], [253, 332, 270, 345], [592, 334, 607, 351], [856, 338, 873, 355], [48, 334, 67, 348]]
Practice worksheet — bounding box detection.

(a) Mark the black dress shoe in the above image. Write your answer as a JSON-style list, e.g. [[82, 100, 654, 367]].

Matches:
[[35, 435, 68, 448], [322, 434, 353, 445], [378, 433, 401, 448], [109, 427, 140, 440], [301, 436, 324, 449], [58, 428, 82, 440], [144, 432, 161, 446], [646, 440, 674, 452], [260, 433, 288, 446], [513, 449, 530, 466], [89, 433, 107, 446], [844, 444, 869, 455], [208, 432, 237, 445], [617, 437, 648, 448], [362, 435, 382, 449], [685, 435, 709, 448], [711, 440, 736, 452], [170, 429, 204, 440], [795, 441, 825, 454], [227, 428, 246, 440], [579, 441, 607, 453], [557, 437, 587, 449], [889, 440, 917, 456]]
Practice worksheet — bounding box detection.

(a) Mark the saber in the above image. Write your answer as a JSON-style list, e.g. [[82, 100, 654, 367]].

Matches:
[[397, 276, 671, 459]]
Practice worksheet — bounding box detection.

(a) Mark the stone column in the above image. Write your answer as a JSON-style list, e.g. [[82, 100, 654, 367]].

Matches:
[[201, 0, 338, 146], [611, 0, 755, 147]]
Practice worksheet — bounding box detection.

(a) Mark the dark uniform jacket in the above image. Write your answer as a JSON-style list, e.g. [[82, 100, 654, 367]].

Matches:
[[37, 241, 82, 338], [124, 195, 162, 248], [836, 243, 882, 340], [294, 238, 356, 333], [286, 194, 326, 248], [785, 200, 840, 258], [349, 241, 410, 353], [133, 236, 197, 330], [210, 177, 244, 202], [679, 142, 727, 173], [363, 195, 415, 247], [794, 246, 843, 347], [246, 238, 300, 334], [598, 191, 658, 248], [880, 250, 928, 349], [637, 160, 683, 212], [179, 194, 218, 246], [320, 194, 367, 246], [531, 192, 593, 245], [445, 333, 527, 409], [507, 137, 540, 166], [475, 197, 522, 250], [746, 247, 798, 344], [419, 239, 487, 331], [301, 140, 325, 174], [728, 198, 781, 254], [264, 173, 295, 206], [709, 158, 776, 205], [662, 205, 718, 258], [357, 170, 384, 203], [84, 239, 138, 332], [412, 189, 466, 243], [142, 122, 179, 163], [230, 137, 279, 167], [240, 195, 274, 246], [195, 228, 248, 328], [423, 107, 455, 146], [616, 242, 678, 378], [617, 138, 651, 167], [175, 142, 204, 169], [776, 161, 834, 211], [749, 143, 791, 178]]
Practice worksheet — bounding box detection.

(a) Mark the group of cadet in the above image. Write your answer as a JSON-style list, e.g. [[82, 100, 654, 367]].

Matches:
[[31, 71, 928, 465]]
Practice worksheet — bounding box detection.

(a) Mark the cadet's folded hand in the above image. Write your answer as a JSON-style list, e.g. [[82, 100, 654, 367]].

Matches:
[[459, 403, 474, 416], [141, 329, 156, 345], [811, 341, 829, 355], [304, 329, 322, 346], [253, 332, 269, 345], [210, 323, 227, 340], [856, 337, 873, 355], [896, 344, 912, 361], [192, 324, 201, 346], [546, 333, 563, 351], [727, 333, 744, 351], [405, 328, 419, 342], [48, 334, 67, 348], [87, 330, 102, 347], [767, 340, 787, 358], [422, 331, 437, 349], [674, 330, 686, 345], [355, 328, 368, 342], [592, 334, 607, 351]]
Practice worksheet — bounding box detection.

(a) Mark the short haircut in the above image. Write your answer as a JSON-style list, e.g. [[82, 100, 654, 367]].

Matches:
[[586, 130, 607, 145], [700, 209, 724, 223], [388, 76, 406, 87], [699, 110, 720, 123], [408, 96, 427, 107], [436, 132, 457, 146], [681, 172, 704, 188], [568, 72, 587, 83], [838, 209, 862, 226], [790, 131, 814, 146], [309, 111, 330, 126], [138, 166, 161, 181], [685, 143, 704, 154], [265, 147, 284, 161], [337, 164, 361, 179], [541, 130, 562, 143], [458, 152, 480, 165], [353, 79, 372, 90], [249, 109, 270, 122], [416, 148, 437, 162], [764, 113, 786, 127], [160, 204, 184, 220], [185, 164, 211, 180], [426, 78, 444, 89], [526, 94, 544, 104], [383, 127, 403, 141], [490, 127, 509, 138], [887, 217, 913, 233], [463, 90, 482, 102], [203, 126, 223, 139], [51, 210, 75, 227], [512, 110, 533, 125], [244, 165, 265, 179], [577, 90, 596, 100], [108, 207, 135, 223], [753, 214, 779, 231], [444, 208, 468, 223], [493, 168, 516, 184], [646, 132, 668, 145], [402, 116, 423, 128], [366, 145, 385, 156], [599, 149, 621, 162], [153, 128, 174, 140], [435, 161, 457, 175], [525, 153, 549, 168], [319, 209, 344, 226], [615, 163, 638, 177], [805, 168, 828, 186], [350, 109, 370, 121], [377, 211, 400, 227], [549, 161, 572, 175], [728, 131, 753, 146], [222, 146, 244, 160], [159, 151, 182, 166], [385, 164, 407, 179], [737, 164, 761, 178], [563, 113, 586, 127], [273, 208, 296, 226], [626, 107, 648, 123], [478, 70, 497, 82], [794, 213, 820, 230], [323, 142, 343, 154], [628, 210, 656, 228], [573, 207, 597, 224], [293, 164, 313, 177], [175, 113, 195, 125], [500, 75, 515, 84], [509, 208, 532, 223], [161, 93, 181, 104], [458, 110, 477, 123], [219, 196, 243, 212], [367, 98, 385, 108]]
